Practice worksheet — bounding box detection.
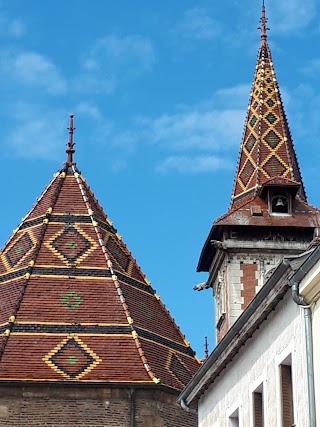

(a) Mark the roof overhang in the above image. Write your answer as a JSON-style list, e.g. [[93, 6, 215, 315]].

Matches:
[[178, 259, 292, 405], [258, 177, 301, 199]]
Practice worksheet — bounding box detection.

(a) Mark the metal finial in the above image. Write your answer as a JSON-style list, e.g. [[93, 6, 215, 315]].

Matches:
[[204, 336, 209, 360], [66, 114, 75, 165], [259, 1, 269, 43]]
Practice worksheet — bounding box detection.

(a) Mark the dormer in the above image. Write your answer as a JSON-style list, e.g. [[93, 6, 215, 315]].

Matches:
[[259, 177, 301, 216]]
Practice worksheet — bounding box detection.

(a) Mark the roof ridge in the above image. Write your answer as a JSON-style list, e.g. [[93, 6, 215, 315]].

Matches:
[[0, 173, 59, 258], [0, 167, 67, 362], [74, 174, 195, 357], [82, 182, 151, 284], [72, 165, 160, 384], [216, 195, 255, 224]]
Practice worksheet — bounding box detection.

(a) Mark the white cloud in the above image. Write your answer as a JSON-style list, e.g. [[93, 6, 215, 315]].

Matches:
[[75, 34, 155, 94], [0, 51, 66, 94], [9, 18, 25, 37], [87, 35, 155, 71], [215, 84, 251, 108], [300, 58, 320, 77], [270, 0, 316, 32], [156, 155, 232, 174], [75, 102, 103, 121], [4, 103, 66, 159], [78, 84, 247, 175], [177, 8, 221, 41], [0, 8, 26, 38], [140, 109, 245, 152]]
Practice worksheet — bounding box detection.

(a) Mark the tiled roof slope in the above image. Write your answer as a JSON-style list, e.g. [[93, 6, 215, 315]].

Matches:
[[0, 117, 200, 391], [231, 5, 306, 206]]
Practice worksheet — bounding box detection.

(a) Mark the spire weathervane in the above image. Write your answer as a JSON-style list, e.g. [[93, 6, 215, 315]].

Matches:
[[66, 114, 75, 165], [259, 0, 269, 43]]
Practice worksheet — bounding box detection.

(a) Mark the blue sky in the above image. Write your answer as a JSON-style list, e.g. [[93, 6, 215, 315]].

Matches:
[[0, 0, 319, 357]]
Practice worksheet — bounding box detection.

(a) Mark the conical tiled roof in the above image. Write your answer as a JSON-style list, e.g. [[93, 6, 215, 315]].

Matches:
[[231, 5, 306, 207], [0, 116, 200, 390]]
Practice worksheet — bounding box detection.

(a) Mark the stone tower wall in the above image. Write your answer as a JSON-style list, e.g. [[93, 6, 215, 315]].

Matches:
[[0, 385, 197, 427], [214, 251, 285, 342]]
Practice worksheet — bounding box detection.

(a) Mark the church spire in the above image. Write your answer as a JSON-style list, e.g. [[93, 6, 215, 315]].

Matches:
[[230, 3, 306, 206]]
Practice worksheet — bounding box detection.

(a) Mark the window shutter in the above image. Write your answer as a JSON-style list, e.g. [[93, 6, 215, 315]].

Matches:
[[253, 391, 263, 427], [280, 364, 294, 426]]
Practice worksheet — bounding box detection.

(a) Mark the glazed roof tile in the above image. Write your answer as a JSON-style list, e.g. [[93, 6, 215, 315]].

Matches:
[[197, 6, 320, 272], [231, 5, 306, 205], [0, 118, 200, 391]]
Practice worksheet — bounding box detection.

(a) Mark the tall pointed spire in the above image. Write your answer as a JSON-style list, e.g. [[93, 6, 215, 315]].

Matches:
[[197, 3, 319, 276], [230, 2, 306, 206], [66, 114, 75, 165]]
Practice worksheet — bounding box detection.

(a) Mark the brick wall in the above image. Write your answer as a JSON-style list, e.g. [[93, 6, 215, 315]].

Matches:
[[240, 263, 258, 310], [216, 317, 229, 344], [0, 385, 197, 427]]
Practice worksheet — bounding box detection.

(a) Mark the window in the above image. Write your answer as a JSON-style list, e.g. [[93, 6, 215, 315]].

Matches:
[[269, 191, 291, 214], [252, 384, 264, 427], [228, 408, 239, 427], [216, 272, 226, 330], [280, 363, 294, 426]]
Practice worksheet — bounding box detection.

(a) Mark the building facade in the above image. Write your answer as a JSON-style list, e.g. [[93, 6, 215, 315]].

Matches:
[[196, 5, 320, 344], [180, 249, 320, 426], [179, 5, 320, 427]]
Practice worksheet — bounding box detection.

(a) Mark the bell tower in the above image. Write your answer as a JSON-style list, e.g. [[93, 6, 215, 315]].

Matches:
[[197, 4, 320, 342]]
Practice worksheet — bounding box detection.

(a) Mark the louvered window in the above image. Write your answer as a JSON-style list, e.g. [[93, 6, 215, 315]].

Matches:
[[253, 390, 264, 427], [280, 363, 294, 426]]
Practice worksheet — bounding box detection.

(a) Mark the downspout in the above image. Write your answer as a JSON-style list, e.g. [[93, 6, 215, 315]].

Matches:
[[290, 278, 316, 427], [129, 388, 136, 427], [180, 399, 197, 415]]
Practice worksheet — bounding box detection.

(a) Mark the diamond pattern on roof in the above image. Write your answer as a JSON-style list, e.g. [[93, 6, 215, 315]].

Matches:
[[264, 130, 281, 149], [264, 155, 287, 177], [168, 353, 192, 386], [60, 291, 83, 310], [249, 116, 257, 127], [47, 225, 97, 265], [0, 158, 200, 390], [245, 134, 256, 153], [266, 112, 277, 124], [266, 98, 274, 107], [239, 160, 255, 187], [43, 336, 101, 380], [5, 233, 34, 268]]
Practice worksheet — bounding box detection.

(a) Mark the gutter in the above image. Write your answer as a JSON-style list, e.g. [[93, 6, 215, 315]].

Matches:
[[180, 399, 197, 414], [288, 246, 320, 427], [178, 259, 290, 408], [129, 388, 136, 427]]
